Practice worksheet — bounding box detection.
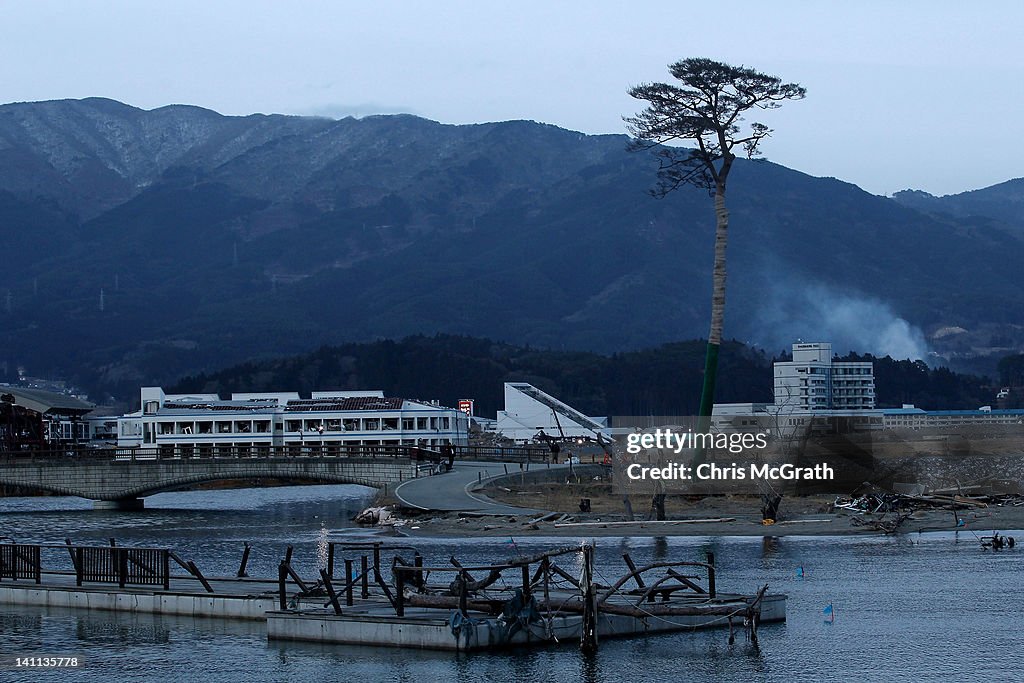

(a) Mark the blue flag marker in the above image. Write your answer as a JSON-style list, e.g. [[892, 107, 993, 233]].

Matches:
[[823, 602, 835, 623], [796, 566, 804, 578]]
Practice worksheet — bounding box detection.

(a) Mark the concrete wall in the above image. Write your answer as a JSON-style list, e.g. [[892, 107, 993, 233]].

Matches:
[[477, 463, 607, 494], [0, 584, 275, 620]]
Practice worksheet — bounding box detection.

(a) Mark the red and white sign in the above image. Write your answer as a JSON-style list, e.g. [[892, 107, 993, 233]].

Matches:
[[458, 399, 474, 417]]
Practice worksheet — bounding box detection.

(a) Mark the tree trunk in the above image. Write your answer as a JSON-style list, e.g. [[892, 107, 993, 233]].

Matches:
[[697, 187, 729, 429], [650, 188, 729, 520], [650, 493, 666, 521]]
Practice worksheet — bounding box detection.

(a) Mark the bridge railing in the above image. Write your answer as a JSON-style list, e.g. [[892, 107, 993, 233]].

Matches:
[[0, 443, 550, 463]]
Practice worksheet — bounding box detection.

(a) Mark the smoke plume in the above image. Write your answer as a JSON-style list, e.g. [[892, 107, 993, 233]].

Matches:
[[749, 281, 930, 360]]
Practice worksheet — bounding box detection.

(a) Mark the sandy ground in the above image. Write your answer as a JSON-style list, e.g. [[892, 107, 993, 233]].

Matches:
[[383, 482, 1024, 538]]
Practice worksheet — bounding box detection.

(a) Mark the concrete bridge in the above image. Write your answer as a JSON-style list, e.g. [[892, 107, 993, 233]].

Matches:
[[0, 448, 419, 510]]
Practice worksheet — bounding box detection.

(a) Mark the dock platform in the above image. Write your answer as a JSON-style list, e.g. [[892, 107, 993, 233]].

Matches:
[[0, 540, 785, 653]]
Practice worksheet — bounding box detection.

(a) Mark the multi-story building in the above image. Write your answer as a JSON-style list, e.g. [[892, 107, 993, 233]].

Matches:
[[116, 387, 469, 455], [773, 342, 875, 411]]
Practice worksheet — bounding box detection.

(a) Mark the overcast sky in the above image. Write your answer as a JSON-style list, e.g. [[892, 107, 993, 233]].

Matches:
[[1, 0, 1020, 196]]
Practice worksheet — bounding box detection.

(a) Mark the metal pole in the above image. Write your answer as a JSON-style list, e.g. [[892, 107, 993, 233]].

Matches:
[[278, 562, 288, 610], [706, 552, 716, 599], [580, 544, 598, 654], [237, 542, 251, 578], [395, 567, 405, 617], [162, 550, 170, 591], [319, 568, 343, 615], [344, 559, 354, 606]]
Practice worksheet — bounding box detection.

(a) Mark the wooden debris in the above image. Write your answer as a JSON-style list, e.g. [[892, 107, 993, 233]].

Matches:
[[554, 518, 735, 528]]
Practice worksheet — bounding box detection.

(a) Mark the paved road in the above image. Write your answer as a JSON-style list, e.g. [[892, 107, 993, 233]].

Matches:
[[394, 461, 572, 516]]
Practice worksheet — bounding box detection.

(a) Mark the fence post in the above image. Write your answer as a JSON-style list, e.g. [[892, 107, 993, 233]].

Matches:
[[117, 548, 127, 588], [238, 542, 252, 578], [162, 550, 170, 591], [706, 552, 716, 599], [75, 547, 83, 586], [278, 562, 288, 610], [344, 559, 354, 606]]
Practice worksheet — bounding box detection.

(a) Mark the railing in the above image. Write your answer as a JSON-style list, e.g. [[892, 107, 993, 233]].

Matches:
[[75, 546, 171, 590], [0, 444, 550, 463], [451, 445, 549, 462], [0, 542, 174, 590], [0, 543, 41, 583]]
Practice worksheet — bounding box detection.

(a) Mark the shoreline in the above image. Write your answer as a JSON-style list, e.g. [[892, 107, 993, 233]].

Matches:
[[391, 502, 1024, 540]]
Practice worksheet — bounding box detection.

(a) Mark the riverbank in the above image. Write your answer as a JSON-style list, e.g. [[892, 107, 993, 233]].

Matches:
[[386, 481, 1024, 538]]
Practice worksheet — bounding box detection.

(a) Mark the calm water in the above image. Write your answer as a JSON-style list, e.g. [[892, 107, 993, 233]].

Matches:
[[1, 486, 1022, 682]]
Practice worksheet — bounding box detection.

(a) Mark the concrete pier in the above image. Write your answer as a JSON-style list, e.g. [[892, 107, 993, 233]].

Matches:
[[266, 594, 787, 651], [0, 574, 282, 620]]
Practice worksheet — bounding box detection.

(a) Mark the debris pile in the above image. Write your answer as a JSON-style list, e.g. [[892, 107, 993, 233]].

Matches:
[[353, 506, 409, 527], [832, 482, 1024, 534], [834, 483, 1024, 515]]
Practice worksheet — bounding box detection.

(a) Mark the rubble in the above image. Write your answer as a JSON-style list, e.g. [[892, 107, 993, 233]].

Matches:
[[831, 482, 1024, 534], [353, 506, 409, 527]]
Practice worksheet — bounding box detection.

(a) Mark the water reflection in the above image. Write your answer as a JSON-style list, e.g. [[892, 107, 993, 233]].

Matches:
[[650, 536, 669, 561], [1, 486, 1023, 682]]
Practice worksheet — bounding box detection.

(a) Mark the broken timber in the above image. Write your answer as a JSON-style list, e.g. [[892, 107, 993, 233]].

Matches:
[[266, 542, 784, 652]]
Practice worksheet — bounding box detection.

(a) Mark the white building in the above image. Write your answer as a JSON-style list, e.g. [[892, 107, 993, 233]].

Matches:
[[495, 382, 608, 442], [881, 405, 1024, 429], [774, 342, 875, 411], [117, 387, 469, 455]]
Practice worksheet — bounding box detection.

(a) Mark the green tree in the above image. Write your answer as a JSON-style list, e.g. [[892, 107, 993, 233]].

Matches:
[[626, 58, 804, 519], [998, 353, 1024, 388]]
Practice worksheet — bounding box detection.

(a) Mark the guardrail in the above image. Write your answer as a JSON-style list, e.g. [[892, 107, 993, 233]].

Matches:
[[0, 444, 551, 463]]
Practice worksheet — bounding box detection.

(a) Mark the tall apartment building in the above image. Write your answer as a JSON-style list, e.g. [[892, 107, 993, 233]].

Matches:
[[773, 342, 875, 411]]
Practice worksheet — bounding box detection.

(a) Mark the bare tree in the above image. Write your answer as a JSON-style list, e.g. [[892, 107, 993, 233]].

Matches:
[[626, 58, 804, 520]]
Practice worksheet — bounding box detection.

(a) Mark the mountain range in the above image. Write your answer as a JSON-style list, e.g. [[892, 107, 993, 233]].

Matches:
[[1, 98, 1022, 400]]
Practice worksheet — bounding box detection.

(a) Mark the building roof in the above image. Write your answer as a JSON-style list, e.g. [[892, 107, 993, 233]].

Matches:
[[883, 408, 1024, 417], [0, 385, 94, 416], [284, 397, 405, 412]]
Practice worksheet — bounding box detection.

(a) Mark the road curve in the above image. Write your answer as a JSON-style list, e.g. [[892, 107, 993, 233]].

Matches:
[[394, 461, 573, 516]]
